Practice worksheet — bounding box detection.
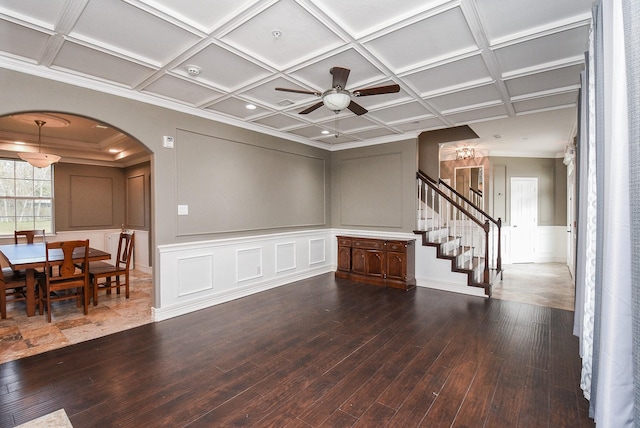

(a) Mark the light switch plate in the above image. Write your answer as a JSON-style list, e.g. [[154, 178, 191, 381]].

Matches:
[[177, 205, 188, 215], [163, 136, 175, 148]]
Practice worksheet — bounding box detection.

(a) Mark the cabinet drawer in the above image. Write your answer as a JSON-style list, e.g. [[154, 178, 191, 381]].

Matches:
[[337, 238, 352, 246], [352, 239, 384, 250], [387, 241, 407, 252]]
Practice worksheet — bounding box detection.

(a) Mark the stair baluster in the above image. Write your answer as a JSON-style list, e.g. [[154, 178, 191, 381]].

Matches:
[[414, 170, 503, 296]]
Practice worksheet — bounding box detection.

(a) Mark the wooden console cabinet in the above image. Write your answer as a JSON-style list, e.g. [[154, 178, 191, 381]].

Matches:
[[336, 235, 416, 290]]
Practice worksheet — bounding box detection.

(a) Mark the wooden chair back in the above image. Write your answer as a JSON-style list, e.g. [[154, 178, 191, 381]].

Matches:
[[115, 232, 135, 271], [42, 240, 90, 322], [89, 233, 134, 306], [14, 229, 46, 244]]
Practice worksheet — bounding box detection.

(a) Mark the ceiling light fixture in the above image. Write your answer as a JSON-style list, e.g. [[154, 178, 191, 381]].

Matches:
[[18, 120, 61, 168], [245, 104, 257, 110], [455, 147, 475, 160], [322, 89, 351, 113]]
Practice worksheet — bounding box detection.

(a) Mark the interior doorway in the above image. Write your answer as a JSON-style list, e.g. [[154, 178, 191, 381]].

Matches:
[[510, 177, 538, 263]]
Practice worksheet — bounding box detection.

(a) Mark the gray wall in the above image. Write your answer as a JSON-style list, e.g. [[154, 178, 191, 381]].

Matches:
[[52, 161, 150, 233], [175, 129, 328, 236], [331, 139, 417, 232], [489, 156, 567, 226], [54, 163, 126, 231]]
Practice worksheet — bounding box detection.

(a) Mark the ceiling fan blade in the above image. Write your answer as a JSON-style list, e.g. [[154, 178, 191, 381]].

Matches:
[[299, 102, 324, 114], [330, 67, 350, 90], [352, 84, 400, 97], [275, 87, 321, 96], [347, 101, 368, 116]]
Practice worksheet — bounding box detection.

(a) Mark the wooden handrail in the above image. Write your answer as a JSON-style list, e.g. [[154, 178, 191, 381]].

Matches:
[[435, 175, 499, 227], [417, 171, 485, 228], [417, 170, 502, 275], [469, 187, 483, 197]]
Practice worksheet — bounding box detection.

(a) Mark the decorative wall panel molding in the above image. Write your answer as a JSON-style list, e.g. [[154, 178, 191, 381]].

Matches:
[[126, 174, 145, 227], [309, 238, 326, 265], [176, 130, 327, 235], [276, 242, 296, 273], [177, 254, 214, 296], [237, 247, 263, 282], [70, 175, 113, 227]]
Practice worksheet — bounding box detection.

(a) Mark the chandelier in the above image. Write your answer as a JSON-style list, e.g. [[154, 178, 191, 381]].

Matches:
[[18, 120, 61, 168], [455, 147, 475, 160]]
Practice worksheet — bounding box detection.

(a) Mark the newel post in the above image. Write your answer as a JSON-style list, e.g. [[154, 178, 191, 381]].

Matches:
[[496, 218, 502, 272], [483, 220, 490, 283]]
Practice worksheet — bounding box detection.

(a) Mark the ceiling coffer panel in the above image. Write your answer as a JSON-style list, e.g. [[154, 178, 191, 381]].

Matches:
[[0, 0, 593, 157]]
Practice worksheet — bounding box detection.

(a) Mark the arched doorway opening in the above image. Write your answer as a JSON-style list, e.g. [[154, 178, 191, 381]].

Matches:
[[0, 111, 154, 363]]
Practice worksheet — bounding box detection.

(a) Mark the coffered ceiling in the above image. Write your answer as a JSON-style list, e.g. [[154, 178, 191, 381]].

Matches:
[[0, 0, 592, 165]]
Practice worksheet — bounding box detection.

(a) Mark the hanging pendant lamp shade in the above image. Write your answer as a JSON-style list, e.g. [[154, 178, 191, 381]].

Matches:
[[18, 120, 61, 168]]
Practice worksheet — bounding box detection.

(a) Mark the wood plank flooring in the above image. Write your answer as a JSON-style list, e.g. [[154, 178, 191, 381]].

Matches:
[[0, 273, 593, 427]]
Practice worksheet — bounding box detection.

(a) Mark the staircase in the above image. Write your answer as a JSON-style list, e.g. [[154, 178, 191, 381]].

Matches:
[[415, 171, 502, 296]]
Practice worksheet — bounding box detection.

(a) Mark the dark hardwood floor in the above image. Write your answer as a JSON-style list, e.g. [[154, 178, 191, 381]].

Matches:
[[0, 273, 593, 427]]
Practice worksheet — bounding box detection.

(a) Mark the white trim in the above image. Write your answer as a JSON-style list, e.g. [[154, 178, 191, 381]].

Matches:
[[416, 277, 486, 297]]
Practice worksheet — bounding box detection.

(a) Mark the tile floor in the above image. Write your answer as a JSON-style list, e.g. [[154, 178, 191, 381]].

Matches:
[[0, 263, 575, 365], [0, 269, 152, 365], [491, 262, 575, 311]]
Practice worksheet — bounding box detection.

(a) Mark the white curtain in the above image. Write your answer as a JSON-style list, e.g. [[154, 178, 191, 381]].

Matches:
[[578, 23, 598, 400], [622, 0, 640, 424], [574, 0, 635, 426]]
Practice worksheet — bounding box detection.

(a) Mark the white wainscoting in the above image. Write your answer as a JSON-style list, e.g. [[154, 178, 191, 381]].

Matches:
[[534, 226, 568, 263], [155, 229, 335, 321], [501, 225, 567, 264]]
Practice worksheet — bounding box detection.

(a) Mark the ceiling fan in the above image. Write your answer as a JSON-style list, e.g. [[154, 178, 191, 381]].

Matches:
[[275, 67, 400, 116]]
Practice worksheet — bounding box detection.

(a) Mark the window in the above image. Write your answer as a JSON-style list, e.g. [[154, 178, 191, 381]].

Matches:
[[0, 159, 53, 234]]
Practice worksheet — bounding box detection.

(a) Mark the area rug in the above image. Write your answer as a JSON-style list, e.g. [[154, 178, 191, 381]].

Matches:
[[15, 409, 73, 428]]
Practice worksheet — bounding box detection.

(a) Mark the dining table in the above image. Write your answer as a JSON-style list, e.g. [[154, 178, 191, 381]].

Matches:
[[0, 242, 111, 317]]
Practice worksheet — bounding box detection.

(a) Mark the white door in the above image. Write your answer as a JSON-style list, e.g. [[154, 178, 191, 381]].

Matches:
[[510, 177, 538, 263]]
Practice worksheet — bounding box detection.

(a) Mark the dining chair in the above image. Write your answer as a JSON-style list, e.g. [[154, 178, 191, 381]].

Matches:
[[14, 229, 46, 244], [88, 232, 134, 306], [39, 240, 90, 322], [13, 229, 47, 278], [0, 265, 40, 319]]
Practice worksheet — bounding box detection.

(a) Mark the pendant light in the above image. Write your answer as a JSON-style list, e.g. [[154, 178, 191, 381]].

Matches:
[[18, 120, 61, 168]]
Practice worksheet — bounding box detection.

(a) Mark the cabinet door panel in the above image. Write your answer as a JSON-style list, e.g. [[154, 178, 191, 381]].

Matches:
[[365, 250, 384, 278], [352, 248, 367, 274], [386, 251, 407, 280], [337, 246, 351, 272]]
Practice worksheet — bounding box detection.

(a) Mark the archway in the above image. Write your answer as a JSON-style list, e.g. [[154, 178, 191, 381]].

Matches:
[[0, 111, 154, 362]]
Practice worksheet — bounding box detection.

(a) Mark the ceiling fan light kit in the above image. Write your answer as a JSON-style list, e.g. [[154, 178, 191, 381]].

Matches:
[[276, 66, 400, 116], [322, 89, 351, 112]]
